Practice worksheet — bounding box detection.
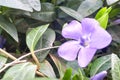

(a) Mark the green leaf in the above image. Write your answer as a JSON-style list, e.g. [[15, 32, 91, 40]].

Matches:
[[39, 60, 56, 78], [111, 54, 120, 80], [106, 0, 119, 5], [35, 28, 55, 62], [96, 7, 112, 29], [62, 68, 72, 80], [90, 55, 111, 76], [0, 55, 7, 69], [0, 16, 18, 42], [95, 7, 107, 19], [77, 0, 103, 17], [97, 13, 109, 29], [2, 62, 37, 80], [59, 6, 83, 21], [30, 3, 55, 22], [72, 69, 89, 80], [26, 24, 49, 51]]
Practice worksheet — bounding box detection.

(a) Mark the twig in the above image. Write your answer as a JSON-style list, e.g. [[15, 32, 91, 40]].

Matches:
[[36, 71, 46, 77], [0, 46, 59, 73], [0, 49, 17, 60]]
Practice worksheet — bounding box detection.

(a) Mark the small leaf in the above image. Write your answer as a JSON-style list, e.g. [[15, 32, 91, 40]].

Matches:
[[0, 55, 7, 69], [95, 7, 107, 19], [2, 62, 37, 80], [107, 0, 119, 5], [26, 24, 49, 51], [39, 60, 56, 78], [35, 28, 55, 62], [0, 16, 18, 42], [59, 6, 83, 21], [62, 68, 72, 80], [111, 54, 120, 80], [97, 13, 109, 29], [90, 55, 111, 76], [77, 0, 103, 17]]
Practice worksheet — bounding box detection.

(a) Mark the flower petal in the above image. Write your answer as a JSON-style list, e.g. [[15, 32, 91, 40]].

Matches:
[[0, 36, 6, 48], [90, 25, 112, 49], [78, 47, 97, 67], [81, 18, 99, 35], [58, 40, 80, 61], [90, 71, 107, 80], [62, 20, 82, 40]]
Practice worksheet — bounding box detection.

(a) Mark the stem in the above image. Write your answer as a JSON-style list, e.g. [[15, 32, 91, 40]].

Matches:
[[31, 50, 40, 69]]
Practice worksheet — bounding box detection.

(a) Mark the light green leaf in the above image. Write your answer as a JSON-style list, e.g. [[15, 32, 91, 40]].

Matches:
[[97, 13, 109, 29], [77, 0, 103, 17], [2, 62, 37, 80], [90, 55, 111, 76], [111, 54, 120, 80], [107, 0, 119, 5], [0, 16, 18, 42], [26, 24, 49, 51], [39, 60, 56, 78], [0, 55, 7, 69], [62, 68, 72, 80], [59, 6, 83, 21], [35, 28, 55, 62], [30, 3, 55, 22], [95, 7, 107, 19]]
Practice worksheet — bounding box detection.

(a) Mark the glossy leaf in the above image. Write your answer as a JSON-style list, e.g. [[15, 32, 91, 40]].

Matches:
[[111, 54, 120, 80], [59, 6, 83, 21], [107, 0, 119, 5], [26, 24, 49, 51], [90, 55, 111, 76], [35, 28, 55, 62], [0, 55, 7, 69], [77, 0, 103, 17], [39, 60, 56, 78], [0, 16, 18, 42], [2, 62, 37, 80], [30, 3, 55, 22], [62, 68, 72, 80]]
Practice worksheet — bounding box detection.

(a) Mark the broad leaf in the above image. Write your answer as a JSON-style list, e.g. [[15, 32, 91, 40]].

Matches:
[[2, 62, 37, 80], [26, 24, 49, 51], [35, 28, 55, 62], [30, 3, 55, 22], [107, 0, 119, 5], [0, 0, 41, 12], [111, 54, 120, 80], [0, 55, 7, 69], [90, 55, 111, 76], [0, 16, 18, 42], [59, 6, 83, 21], [77, 0, 103, 17], [39, 60, 56, 78]]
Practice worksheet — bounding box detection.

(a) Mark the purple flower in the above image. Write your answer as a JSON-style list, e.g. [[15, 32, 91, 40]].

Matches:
[[90, 71, 107, 80], [0, 36, 6, 48], [58, 18, 112, 67], [112, 19, 120, 25]]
